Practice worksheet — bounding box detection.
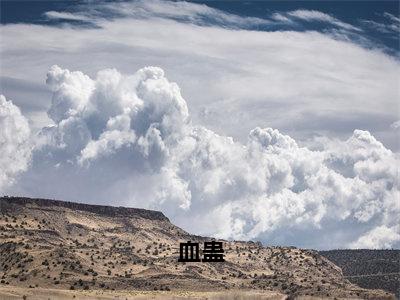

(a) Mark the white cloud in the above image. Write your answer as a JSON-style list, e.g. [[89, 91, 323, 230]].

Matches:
[[390, 120, 400, 129], [0, 95, 32, 192], [384, 12, 400, 24], [6, 66, 399, 249], [360, 12, 400, 35], [79, 129, 136, 164], [85, 0, 271, 29], [43, 11, 91, 22], [350, 225, 400, 249], [271, 13, 293, 23], [361, 21, 399, 35], [287, 9, 361, 31], [46, 65, 95, 123]]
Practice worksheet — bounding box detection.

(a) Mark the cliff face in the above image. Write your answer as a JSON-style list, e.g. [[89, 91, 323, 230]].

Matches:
[[0, 197, 395, 299]]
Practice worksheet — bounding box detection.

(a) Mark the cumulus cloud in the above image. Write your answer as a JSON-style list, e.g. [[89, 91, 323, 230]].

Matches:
[[9, 66, 399, 249], [0, 95, 31, 192], [351, 225, 400, 249]]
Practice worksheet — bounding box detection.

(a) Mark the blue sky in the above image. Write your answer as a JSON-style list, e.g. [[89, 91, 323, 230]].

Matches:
[[0, 0, 399, 249]]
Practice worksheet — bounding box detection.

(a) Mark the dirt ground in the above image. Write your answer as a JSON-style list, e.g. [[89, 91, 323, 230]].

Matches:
[[0, 286, 286, 300]]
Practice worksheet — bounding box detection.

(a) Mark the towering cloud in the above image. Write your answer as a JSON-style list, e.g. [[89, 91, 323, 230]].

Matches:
[[0, 95, 31, 191], [6, 66, 398, 249]]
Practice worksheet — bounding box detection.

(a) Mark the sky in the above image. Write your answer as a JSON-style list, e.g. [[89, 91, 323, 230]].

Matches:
[[0, 0, 399, 250]]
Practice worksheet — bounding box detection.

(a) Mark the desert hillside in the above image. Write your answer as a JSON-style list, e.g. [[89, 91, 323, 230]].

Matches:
[[0, 196, 395, 299], [320, 250, 399, 298]]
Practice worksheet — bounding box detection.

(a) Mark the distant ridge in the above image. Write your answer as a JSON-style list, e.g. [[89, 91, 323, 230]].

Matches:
[[0, 196, 169, 221], [320, 249, 400, 298]]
